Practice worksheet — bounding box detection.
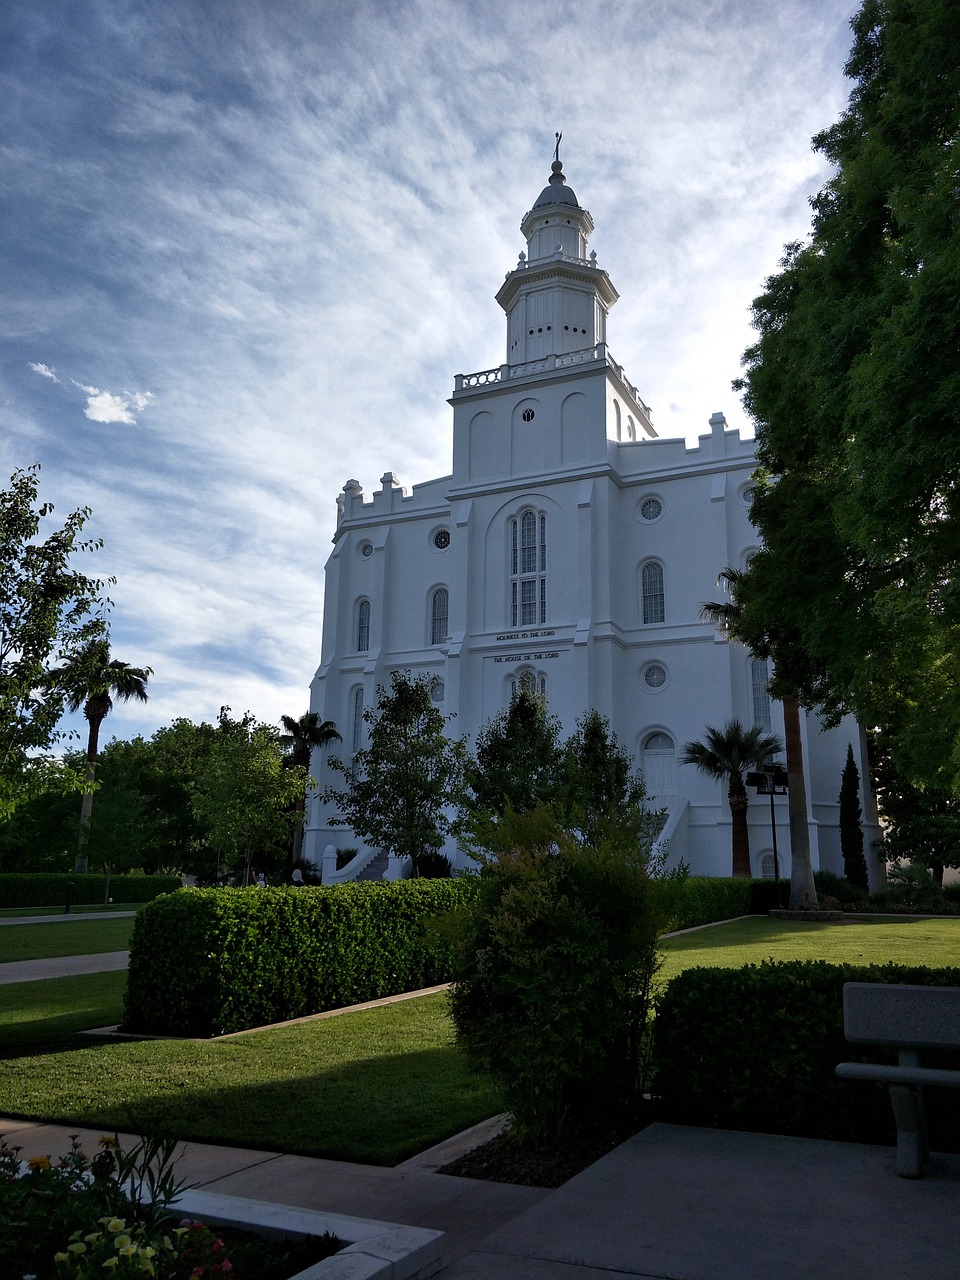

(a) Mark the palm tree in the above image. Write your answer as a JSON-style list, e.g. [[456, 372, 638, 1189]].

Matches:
[[680, 720, 783, 877], [280, 711, 341, 866], [702, 568, 819, 909], [51, 637, 151, 872]]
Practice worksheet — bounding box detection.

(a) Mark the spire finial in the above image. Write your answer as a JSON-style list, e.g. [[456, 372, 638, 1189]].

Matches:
[[554, 131, 562, 165]]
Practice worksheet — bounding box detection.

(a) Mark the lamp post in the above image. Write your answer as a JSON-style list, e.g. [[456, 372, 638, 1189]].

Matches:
[[746, 762, 789, 891]]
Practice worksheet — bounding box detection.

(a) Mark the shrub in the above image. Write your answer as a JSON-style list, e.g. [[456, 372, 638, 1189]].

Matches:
[[878, 861, 947, 910], [416, 851, 452, 878], [814, 869, 869, 906], [450, 805, 682, 1145], [668, 876, 783, 930], [124, 879, 477, 1037], [654, 960, 960, 1148], [0, 872, 180, 908]]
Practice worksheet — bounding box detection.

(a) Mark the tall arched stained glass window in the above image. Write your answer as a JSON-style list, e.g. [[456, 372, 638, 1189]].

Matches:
[[751, 658, 772, 730], [641, 561, 665, 624], [431, 587, 449, 645], [356, 599, 371, 652], [510, 509, 547, 627]]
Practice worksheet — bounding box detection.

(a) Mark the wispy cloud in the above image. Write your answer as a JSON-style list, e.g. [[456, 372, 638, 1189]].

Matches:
[[1, 0, 861, 743]]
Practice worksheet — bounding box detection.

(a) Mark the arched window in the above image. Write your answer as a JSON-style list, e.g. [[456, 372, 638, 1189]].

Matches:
[[431, 587, 449, 645], [510, 509, 547, 627], [356, 599, 371, 652], [751, 658, 772, 730], [641, 561, 665, 624], [760, 852, 776, 880], [511, 667, 547, 700], [351, 687, 364, 754]]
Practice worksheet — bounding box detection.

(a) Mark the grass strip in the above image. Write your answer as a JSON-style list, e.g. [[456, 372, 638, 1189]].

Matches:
[[0, 991, 502, 1165], [657, 915, 960, 987], [0, 918, 135, 962], [0, 971, 128, 1052], [0, 904, 138, 919]]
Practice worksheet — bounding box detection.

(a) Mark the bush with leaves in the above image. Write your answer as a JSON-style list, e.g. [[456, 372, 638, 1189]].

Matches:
[[450, 804, 683, 1146]]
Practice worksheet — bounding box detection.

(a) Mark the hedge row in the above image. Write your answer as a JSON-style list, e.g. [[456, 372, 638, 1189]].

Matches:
[[0, 873, 182, 908], [654, 960, 960, 1149], [123, 879, 478, 1038], [668, 876, 784, 931]]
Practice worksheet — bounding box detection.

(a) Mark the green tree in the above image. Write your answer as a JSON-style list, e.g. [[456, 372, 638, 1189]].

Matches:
[[462, 683, 562, 829], [559, 709, 660, 851], [450, 803, 682, 1146], [190, 707, 303, 885], [0, 465, 109, 818], [280, 711, 340, 867], [871, 732, 960, 886], [839, 743, 868, 890], [322, 671, 466, 875], [680, 721, 783, 878], [733, 0, 960, 791], [49, 636, 151, 871]]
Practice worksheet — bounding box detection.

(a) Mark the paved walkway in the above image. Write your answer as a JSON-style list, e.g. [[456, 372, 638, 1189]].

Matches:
[[1, 1116, 957, 1278], [0, 951, 129, 984]]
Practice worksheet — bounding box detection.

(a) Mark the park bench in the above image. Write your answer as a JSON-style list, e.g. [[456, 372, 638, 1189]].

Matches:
[[836, 982, 960, 1178]]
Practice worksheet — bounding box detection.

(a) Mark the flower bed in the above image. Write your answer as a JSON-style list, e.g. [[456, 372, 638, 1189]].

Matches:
[[0, 1133, 340, 1279]]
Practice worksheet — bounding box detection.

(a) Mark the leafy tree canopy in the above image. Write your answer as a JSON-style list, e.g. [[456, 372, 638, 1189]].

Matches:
[[322, 671, 466, 873], [733, 0, 960, 790], [463, 683, 563, 824], [0, 465, 110, 817]]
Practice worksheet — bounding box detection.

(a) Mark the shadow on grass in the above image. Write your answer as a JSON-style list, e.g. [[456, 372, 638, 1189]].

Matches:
[[0, 972, 127, 1057], [0, 1040, 502, 1166], [660, 915, 940, 955]]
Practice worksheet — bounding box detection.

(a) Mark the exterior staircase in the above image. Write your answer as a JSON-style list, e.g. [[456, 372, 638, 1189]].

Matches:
[[353, 850, 389, 881]]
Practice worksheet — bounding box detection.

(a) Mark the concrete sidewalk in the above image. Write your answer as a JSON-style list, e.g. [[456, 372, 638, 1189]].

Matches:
[[0, 951, 129, 984], [2, 1116, 957, 1278]]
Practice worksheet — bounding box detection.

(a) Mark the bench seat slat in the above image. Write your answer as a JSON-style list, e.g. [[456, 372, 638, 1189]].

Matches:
[[836, 1062, 960, 1088]]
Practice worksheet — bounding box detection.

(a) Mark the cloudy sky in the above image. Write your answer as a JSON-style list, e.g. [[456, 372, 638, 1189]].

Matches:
[[2, 0, 860, 747]]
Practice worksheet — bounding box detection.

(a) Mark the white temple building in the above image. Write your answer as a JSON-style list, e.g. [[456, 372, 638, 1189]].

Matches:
[[305, 155, 878, 881]]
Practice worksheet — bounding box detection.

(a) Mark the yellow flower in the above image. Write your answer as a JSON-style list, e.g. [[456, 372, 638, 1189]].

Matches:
[[102, 1258, 119, 1270], [115, 1235, 132, 1249], [106, 1218, 126, 1234], [86, 1232, 102, 1242], [68, 1240, 87, 1254], [120, 1245, 138, 1258], [27, 1155, 51, 1171], [54, 1253, 69, 1264], [98, 1135, 118, 1148]]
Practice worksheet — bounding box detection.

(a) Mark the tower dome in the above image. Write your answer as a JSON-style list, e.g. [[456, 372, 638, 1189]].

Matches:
[[532, 160, 580, 210]]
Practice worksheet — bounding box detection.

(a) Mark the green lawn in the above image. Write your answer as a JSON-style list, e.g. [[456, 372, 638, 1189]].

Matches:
[[0, 972, 128, 1050], [1, 916, 958, 1165], [0, 918, 135, 962], [0, 991, 502, 1165], [658, 915, 960, 987]]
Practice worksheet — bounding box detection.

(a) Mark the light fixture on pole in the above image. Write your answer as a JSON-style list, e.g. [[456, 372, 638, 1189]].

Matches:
[[746, 761, 789, 886]]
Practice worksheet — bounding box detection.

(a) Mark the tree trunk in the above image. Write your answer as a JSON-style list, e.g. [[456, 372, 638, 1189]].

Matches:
[[783, 695, 818, 910], [73, 713, 103, 874], [728, 778, 752, 877]]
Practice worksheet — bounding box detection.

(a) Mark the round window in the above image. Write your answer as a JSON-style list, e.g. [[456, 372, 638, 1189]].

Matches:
[[430, 678, 445, 704], [433, 529, 450, 550], [360, 542, 374, 558], [521, 408, 536, 422], [640, 497, 662, 522], [642, 663, 667, 690]]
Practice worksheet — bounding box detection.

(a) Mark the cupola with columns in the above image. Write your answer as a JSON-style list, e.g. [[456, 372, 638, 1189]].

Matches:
[[495, 140, 619, 365]]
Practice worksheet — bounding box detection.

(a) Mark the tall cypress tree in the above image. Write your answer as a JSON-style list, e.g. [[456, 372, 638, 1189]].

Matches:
[[839, 743, 868, 890]]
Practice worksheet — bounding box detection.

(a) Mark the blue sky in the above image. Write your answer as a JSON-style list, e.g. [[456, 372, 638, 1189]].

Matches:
[[2, 0, 859, 747]]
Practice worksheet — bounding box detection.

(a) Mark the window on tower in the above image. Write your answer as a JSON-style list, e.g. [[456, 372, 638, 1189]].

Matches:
[[510, 510, 547, 627], [356, 599, 371, 652], [641, 561, 665, 624], [431, 587, 449, 645]]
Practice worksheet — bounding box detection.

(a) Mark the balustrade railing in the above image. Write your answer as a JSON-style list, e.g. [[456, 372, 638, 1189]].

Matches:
[[454, 345, 650, 416]]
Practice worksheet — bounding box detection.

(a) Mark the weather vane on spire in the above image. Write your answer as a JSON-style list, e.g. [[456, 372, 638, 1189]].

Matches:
[[554, 131, 563, 165]]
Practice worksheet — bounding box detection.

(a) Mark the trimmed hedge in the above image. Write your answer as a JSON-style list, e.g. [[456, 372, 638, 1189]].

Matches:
[[0, 873, 181, 908], [123, 879, 478, 1037], [654, 960, 960, 1149], [669, 876, 784, 931]]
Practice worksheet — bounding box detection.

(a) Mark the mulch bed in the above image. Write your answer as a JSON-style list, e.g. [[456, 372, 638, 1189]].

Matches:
[[439, 1113, 655, 1189]]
